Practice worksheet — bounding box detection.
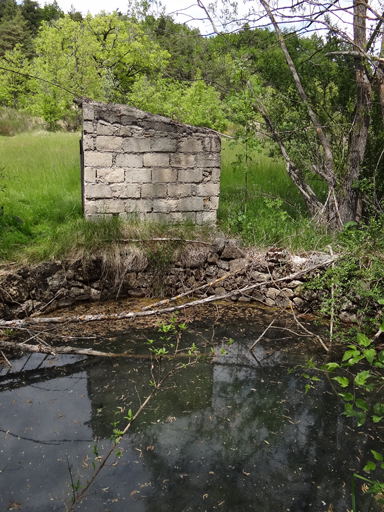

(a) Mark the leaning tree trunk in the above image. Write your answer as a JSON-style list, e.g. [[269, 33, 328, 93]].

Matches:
[[338, 0, 372, 224], [377, 26, 384, 127]]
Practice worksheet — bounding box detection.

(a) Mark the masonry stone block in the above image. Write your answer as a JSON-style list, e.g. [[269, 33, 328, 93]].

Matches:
[[211, 168, 221, 183], [178, 169, 203, 183], [143, 153, 169, 167], [170, 153, 195, 168], [196, 183, 220, 196], [84, 168, 96, 182], [123, 138, 152, 153], [116, 154, 143, 168], [178, 138, 203, 153], [86, 152, 113, 167], [141, 183, 167, 198], [97, 122, 117, 136], [96, 136, 123, 152], [177, 197, 203, 211], [110, 184, 141, 198], [153, 199, 179, 212], [97, 168, 125, 183], [83, 103, 94, 121], [203, 137, 221, 152], [150, 138, 177, 152], [83, 135, 95, 151], [167, 184, 192, 197], [85, 184, 112, 199], [84, 200, 99, 214], [125, 169, 152, 183], [196, 153, 221, 168], [148, 212, 195, 223], [83, 121, 94, 134], [152, 168, 177, 183], [101, 199, 127, 213], [125, 200, 152, 213]]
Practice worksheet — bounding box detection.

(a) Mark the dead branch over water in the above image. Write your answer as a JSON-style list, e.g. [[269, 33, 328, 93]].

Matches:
[[0, 258, 336, 330]]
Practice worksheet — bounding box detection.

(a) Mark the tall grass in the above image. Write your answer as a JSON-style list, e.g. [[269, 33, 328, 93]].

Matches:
[[0, 131, 85, 261], [0, 132, 332, 262], [0, 107, 44, 136], [0, 131, 212, 262], [218, 139, 331, 250]]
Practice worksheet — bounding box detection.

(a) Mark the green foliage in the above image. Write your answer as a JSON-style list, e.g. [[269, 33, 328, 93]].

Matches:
[[0, 45, 32, 110], [305, 247, 384, 331], [0, 106, 41, 135], [0, 10, 33, 57], [127, 72, 228, 131], [296, 323, 384, 506], [11, 12, 169, 128], [219, 139, 331, 250]]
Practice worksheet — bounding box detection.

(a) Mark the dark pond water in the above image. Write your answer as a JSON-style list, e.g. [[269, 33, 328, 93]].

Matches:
[[0, 306, 382, 511]]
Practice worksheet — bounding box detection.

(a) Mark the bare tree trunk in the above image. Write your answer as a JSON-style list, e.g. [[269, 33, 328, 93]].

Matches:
[[340, 0, 372, 223], [248, 89, 323, 216], [376, 28, 384, 125], [259, 0, 337, 190]]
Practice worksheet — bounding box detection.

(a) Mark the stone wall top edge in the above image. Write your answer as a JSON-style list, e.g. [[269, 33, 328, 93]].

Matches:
[[84, 100, 220, 137]]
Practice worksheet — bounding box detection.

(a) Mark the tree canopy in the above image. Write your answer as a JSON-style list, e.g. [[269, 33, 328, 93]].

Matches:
[[1, 0, 384, 227]]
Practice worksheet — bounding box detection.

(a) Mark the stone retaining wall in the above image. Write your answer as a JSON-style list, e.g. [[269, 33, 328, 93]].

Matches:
[[0, 240, 355, 321], [82, 101, 221, 224]]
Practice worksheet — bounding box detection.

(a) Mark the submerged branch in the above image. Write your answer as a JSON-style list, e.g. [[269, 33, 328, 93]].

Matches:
[[0, 340, 200, 359]]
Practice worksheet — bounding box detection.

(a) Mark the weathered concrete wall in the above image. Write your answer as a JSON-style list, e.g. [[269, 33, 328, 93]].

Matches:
[[82, 101, 221, 224]]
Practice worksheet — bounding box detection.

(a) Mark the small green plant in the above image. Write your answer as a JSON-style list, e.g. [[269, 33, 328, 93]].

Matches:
[[304, 253, 384, 333], [293, 304, 384, 508], [65, 313, 198, 512], [110, 411, 124, 441]]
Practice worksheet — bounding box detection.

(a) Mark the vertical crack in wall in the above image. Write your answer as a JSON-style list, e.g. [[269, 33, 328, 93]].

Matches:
[[82, 101, 221, 224]]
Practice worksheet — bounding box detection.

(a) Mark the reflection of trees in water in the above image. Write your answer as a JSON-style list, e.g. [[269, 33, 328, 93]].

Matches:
[[124, 363, 377, 512], [4, 321, 377, 512], [80, 328, 378, 512]]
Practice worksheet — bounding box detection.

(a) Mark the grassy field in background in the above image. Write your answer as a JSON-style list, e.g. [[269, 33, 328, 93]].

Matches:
[[219, 139, 330, 250], [0, 131, 84, 261], [0, 132, 331, 262]]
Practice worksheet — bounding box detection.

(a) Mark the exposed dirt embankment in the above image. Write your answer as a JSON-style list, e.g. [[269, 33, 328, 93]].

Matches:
[[0, 238, 347, 321]]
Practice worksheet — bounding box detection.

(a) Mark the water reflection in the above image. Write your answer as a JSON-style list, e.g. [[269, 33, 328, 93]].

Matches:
[[0, 313, 380, 511]]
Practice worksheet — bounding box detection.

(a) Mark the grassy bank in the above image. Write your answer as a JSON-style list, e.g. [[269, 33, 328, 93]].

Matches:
[[0, 131, 212, 262], [0, 132, 334, 263]]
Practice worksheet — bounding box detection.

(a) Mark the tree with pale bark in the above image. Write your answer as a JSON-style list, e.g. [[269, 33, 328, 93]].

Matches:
[[196, 0, 384, 227]]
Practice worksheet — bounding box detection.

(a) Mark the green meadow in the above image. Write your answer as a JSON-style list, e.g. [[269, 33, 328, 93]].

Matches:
[[219, 139, 330, 250], [0, 132, 331, 262]]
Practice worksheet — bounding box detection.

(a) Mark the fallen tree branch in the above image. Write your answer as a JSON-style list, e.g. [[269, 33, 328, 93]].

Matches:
[[0, 340, 122, 357], [0, 349, 12, 367], [289, 302, 329, 352], [0, 258, 337, 329], [0, 340, 203, 359], [249, 312, 283, 352]]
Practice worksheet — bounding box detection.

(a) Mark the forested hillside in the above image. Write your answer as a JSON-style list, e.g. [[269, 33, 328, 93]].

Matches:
[[1, 0, 384, 230]]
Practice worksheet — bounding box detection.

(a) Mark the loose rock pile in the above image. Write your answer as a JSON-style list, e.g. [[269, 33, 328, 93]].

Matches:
[[0, 238, 336, 320]]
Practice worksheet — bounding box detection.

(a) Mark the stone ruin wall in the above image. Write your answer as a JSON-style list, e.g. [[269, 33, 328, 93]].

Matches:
[[82, 101, 221, 224]]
